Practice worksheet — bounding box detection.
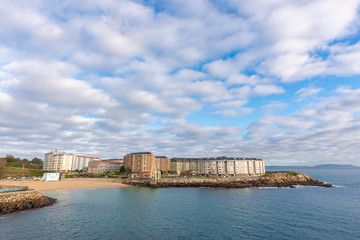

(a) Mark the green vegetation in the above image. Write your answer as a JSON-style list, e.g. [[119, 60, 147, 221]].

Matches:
[[0, 154, 45, 178], [287, 171, 298, 176], [1, 154, 43, 170], [0, 167, 49, 178], [120, 166, 131, 173]]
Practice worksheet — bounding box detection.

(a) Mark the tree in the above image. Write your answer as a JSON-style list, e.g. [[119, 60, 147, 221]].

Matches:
[[120, 166, 126, 173], [31, 157, 43, 164], [22, 159, 29, 163], [126, 167, 132, 173], [5, 154, 15, 162]]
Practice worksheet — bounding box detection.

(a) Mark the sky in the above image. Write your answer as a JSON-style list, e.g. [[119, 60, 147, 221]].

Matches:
[[1, 0, 360, 166]]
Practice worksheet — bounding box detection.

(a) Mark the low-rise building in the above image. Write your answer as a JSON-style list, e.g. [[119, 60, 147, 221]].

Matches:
[[87, 160, 122, 174]]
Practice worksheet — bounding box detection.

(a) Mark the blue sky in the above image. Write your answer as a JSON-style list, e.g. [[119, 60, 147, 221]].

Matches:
[[0, 0, 360, 166]]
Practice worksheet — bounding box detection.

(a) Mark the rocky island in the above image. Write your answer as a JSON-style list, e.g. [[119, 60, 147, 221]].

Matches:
[[121, 172, 333, 188]]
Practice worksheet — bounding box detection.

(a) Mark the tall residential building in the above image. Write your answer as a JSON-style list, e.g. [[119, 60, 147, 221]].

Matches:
[[43, 150, 75, 173], [72, 155, 100, 171], [155, 156, 170, 173], [124, 152, 156, 174], [87, 160, 123, 174]]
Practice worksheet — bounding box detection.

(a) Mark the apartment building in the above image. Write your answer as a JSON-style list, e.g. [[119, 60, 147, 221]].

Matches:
[[171, 157, 265, 176], [43, 150, 75, 173], [124, 152, 156, 174], [87, 160, 122, 174], [72, 155, 100, 171], [155, 156, 170, 173], [198, 157, 265, 176], [170, 158, 200, 173]]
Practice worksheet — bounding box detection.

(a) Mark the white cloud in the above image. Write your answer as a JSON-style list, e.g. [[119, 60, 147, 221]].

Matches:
[[296, 85, 323, 101], [253, 84, 285, 96], [212, 100, 253, 117], [0, 0, 360, 166]]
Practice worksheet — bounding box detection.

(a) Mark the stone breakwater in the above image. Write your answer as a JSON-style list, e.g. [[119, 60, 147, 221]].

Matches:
[[121, 172, 333, 188], [0, 190, 56, 215]]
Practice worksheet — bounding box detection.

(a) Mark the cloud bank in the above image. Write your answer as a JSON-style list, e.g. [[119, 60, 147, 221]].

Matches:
[[0, 0, 360, 165]]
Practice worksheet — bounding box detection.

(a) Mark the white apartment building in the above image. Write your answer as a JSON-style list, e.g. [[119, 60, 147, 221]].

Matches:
[[198, 157, 265, 176], [43, 150, 75, 173], [72, 155, 100, 171], [44, 151, 101, 172]]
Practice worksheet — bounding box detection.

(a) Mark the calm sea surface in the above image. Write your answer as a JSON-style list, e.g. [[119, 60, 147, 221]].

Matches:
[[1, 169, 359, 240]]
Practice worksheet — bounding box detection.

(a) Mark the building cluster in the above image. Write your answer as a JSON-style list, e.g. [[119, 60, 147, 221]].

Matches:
[[43, 151, 265, 176], [124, 152, 170, 175], [172, 157, 265, 176], [124, 153, 265, 176], [43, 150, 123, 174]]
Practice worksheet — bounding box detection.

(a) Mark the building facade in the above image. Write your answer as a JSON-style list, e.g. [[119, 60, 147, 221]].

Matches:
[[170, 158, 200, 173], [87, 160, 122, 174], [124, 152, 156, 174], [72, 155, 100, 171], [171, 157, 265, 176], [198, 157, 265, 176], [43, 150, 75, 173], [155, 156, 170, 173]]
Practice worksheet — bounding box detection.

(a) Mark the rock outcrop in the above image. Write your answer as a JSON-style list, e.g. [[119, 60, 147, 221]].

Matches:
[[121, 172, 333, 188], [0, 190, 56, 215]]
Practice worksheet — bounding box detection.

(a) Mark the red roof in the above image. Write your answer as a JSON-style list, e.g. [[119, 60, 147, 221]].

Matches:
[[76, 155, 100, 159], [95, 161, 122, 164]]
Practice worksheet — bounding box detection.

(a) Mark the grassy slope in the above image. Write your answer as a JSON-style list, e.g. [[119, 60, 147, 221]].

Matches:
[[0, 167, 49, 178]]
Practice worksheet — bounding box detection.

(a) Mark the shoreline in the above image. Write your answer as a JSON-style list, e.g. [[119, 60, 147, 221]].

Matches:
[[1, 171, 333, 193], [121, 172, 333, 188], [2, 180, 132, 193]]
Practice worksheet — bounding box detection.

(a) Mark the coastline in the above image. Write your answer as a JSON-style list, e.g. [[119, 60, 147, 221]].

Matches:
[[121, 172, 333, 188], [1, 172, 332, 193], [2, 179, 132, 193]]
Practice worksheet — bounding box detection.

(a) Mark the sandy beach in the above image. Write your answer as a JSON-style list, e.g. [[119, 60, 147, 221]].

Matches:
[[2, 180, 131, 193]]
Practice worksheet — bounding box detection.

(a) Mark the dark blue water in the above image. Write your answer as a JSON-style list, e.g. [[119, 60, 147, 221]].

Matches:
[[1, 169, 359, 240]]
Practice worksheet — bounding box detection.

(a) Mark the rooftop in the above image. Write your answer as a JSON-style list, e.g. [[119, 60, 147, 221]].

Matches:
[[171, 157, 263, 161], [127, 152, 153, 155]]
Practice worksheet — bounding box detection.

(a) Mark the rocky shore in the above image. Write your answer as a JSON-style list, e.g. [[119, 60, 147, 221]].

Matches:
[[0, 190, 56, 215], [121, 172, 333, 188]]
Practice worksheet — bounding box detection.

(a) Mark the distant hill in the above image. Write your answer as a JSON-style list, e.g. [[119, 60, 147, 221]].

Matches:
[[267, 164, 360, 171], [311, 164, 360, 170]]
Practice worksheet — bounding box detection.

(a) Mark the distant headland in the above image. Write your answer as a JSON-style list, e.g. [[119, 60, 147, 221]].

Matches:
[[267, 164, 360, 171]]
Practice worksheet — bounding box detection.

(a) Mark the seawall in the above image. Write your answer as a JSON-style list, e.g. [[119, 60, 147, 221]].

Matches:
[[63, 178, 120, 182], [121, 172, 333, 188], [0, 190, 56, 215]]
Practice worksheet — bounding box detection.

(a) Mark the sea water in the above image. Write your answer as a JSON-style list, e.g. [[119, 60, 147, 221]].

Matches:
[[1, 169, 359, 240]]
